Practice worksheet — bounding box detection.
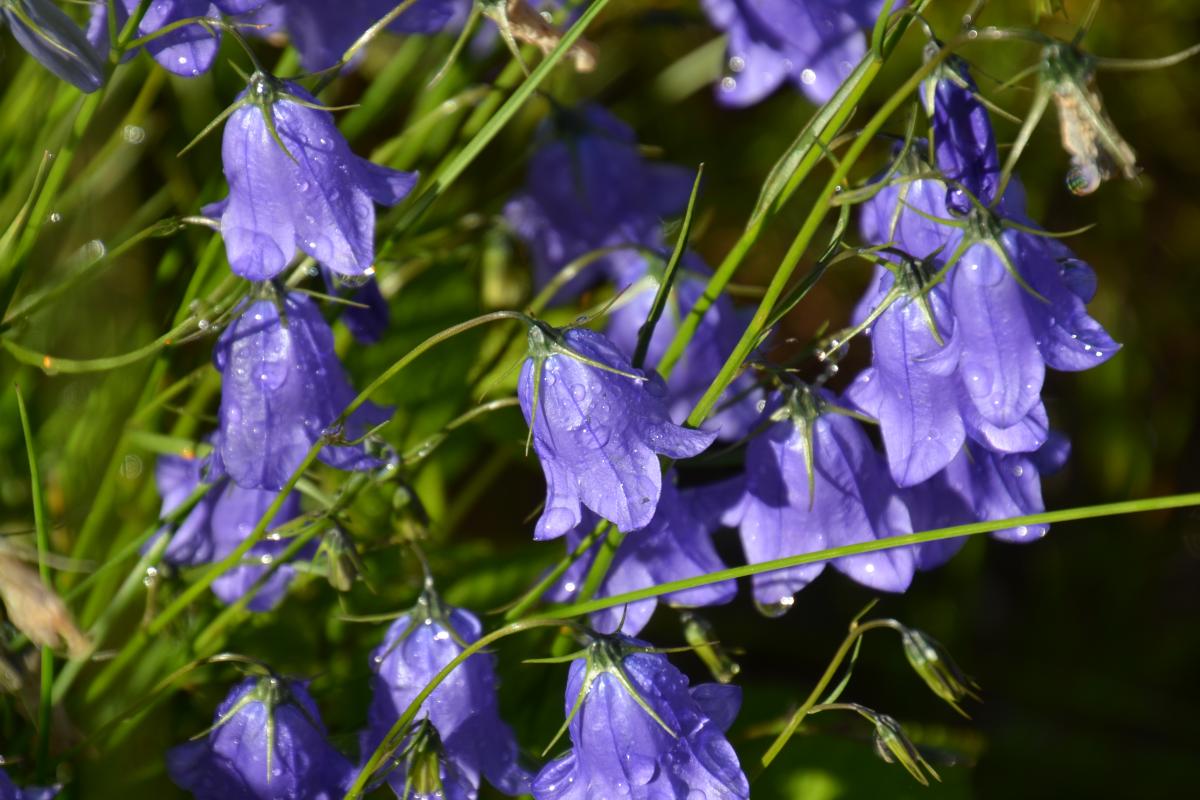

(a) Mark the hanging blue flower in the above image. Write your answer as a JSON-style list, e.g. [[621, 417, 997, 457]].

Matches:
[[725, 387, 917, 611], [2, 0, 104, 92], [166, 675, 353, 799], [701, 0, 891, 106], [207, 73, 416, 281], [532, 634, 748, 800], [519, 324, 716, 540], [548, 475, 739, 635], [213, 291, 391, 491], [153, 448, 306, 611], [363, 590, 530, 799]]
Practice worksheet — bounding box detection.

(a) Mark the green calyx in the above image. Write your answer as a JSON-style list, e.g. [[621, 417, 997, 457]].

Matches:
[[540, 632, 677, 757]]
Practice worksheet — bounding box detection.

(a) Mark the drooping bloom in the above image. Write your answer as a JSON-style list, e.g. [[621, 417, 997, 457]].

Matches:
[[2, 0, 104, 92], [724, 387, 916, 610], [604, 262, 762, 440], [167, 675, 353, 799], [210, 73, 417, 281], [701, 0, 890, 107], [548, 476, 739, 635], [852, 53, 1118, 484], [154, 448, 306, 611], [248, 0, 467, 71], [504, 104, 693, 294], [364, 592, 529, 799], [532, 634, 748, 800], [87, 0, 263, 78], [214, 292, 391, 491], [901, 433, 1071, 570], [519, 324, 716, 540]]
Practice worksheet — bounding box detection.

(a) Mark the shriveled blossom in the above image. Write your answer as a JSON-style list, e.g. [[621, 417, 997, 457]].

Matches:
[[87, 0, 264, 78], [154, 449, 305, 611], [167, 675, 353, 799], [701, 0, 890, 107], [518, 324, 716, 540], [363, 591, 529, 799], [209, 73, 417, 281], [548, 477, 739, 635], [248, 0, 467, 71], [1, 0, 104, 92], [0, 768, 57, 800], [605, 262, 762, 440], [724, 387, 916, 610], [213, 292, 390, 491], [504, 104, 693, 294], [532, 634, 748, 800]]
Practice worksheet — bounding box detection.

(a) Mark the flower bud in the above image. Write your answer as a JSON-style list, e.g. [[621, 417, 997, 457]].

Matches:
[[900, 626, 981, 716], [868, 710, 940, 786]]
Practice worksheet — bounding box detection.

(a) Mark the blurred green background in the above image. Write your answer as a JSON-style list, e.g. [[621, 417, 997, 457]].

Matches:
[[1, 0, 1198, 797]]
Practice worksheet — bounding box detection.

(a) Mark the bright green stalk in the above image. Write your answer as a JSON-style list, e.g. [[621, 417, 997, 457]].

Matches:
[[15, 385, 53, 779]]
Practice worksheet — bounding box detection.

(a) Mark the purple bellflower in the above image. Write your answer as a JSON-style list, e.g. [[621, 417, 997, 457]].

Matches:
[[214, 291, 391, 491], [701, 0, 890, 107], [504, 104, 693, 295], [605, 262, 762, 440], [532, 634, 748, 800], [2, 0, 104, 92], [154, 448, 306, 611], [208, 73, 416, 281], [364, 590, 529, 799], [901, 433, 1071, 570], [519, 323, 716, 540], [87, 0, 263, 78], [547, 476, 739, 635], [854, 69, 1118, 484], [167, 675, 353, 799], [248, 0, 467, 71], [724, 387, 916, 611], [0, 769, 57, 800]]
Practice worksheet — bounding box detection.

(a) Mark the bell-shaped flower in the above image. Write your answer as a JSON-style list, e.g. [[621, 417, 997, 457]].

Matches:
[[364, 590, 529, 799], [248, 0, 467, 71], [605, 261, 762, 440], [503, 104, 693, 295], [901, 432, 1071, 570], [167, 675, 353, 799], [532, 634, 748, 800], [209, 72, 417, 280], [87, 0, 263, 78], [154, 448, 306, 611], [548, 476, 739, 635], [920, 47, 1001, 213], [214, 291, 391, 491], [2, 0, 104, 92], [519, 324, 716, 540], [701, 0, 889, 107], [724, 387, 916, 611]]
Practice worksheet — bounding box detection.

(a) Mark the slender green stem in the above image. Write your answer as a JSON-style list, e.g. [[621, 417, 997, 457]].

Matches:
[[760, 619, 894, 767], [547, 492, 1200, 620], [15, 385, 53, 779]]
